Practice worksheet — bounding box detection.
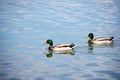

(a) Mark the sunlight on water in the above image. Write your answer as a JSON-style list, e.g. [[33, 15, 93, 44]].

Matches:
[[0, 0, 120, 80]]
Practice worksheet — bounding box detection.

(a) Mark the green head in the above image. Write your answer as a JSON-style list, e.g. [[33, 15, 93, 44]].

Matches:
[[46, 39, 53, 46], [88, 33, 94, 40]]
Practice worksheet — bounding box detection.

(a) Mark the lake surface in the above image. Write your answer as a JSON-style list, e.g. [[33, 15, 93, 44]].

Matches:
[[0, 0, 120, 80]]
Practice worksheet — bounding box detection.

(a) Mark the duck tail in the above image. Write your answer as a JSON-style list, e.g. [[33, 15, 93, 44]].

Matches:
[[110, 37, 114, 40], [70, 43, 75, 48]]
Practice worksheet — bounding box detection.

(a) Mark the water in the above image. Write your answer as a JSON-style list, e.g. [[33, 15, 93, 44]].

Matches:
[[0, 0, 120, 80]]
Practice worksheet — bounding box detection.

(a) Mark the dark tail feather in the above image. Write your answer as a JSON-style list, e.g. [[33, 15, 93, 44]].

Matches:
[[110, 37, 114, 41], [70, 43, 75, 48]]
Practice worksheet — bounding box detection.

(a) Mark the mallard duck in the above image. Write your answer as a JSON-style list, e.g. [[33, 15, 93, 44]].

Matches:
[[43, 39, 75, 53], [87, 33, 114, 45]]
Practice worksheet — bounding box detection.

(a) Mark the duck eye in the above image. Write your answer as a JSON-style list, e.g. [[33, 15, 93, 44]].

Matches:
[[47, 40, 50, 43]]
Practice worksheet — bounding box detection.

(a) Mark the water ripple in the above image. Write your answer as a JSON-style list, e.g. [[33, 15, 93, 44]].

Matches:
[[0, 0, 120, 80]]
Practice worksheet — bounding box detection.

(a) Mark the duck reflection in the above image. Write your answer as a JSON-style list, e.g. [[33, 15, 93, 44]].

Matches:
[[88, 43, 94, 53], [87, 42, 114, 53], [45, 50, 53, 58], [44, 50, 75, 58]]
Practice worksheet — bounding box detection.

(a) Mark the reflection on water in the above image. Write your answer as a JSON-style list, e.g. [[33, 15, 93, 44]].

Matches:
[[88, 42, 114, 54], [0, 0, 120, 80], [87, 42, 115, 57], [43, 50, 75, 58], [88, 44, 94, 53], [44, 50, 53, 58]]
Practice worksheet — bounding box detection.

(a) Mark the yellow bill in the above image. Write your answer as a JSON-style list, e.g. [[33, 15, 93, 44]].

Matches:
[[42, 42, 47, 44]]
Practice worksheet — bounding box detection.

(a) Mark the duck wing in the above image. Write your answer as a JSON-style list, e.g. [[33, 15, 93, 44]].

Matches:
[[54, 43, 75, 48], [94, 37, 114, 41]]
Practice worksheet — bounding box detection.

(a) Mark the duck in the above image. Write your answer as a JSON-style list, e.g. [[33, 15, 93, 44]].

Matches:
[[87, 33, 114, 45], [43, 39, 75, 54]]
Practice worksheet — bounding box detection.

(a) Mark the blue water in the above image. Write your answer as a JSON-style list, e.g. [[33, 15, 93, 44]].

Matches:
[[0, 0, 120, 80]]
